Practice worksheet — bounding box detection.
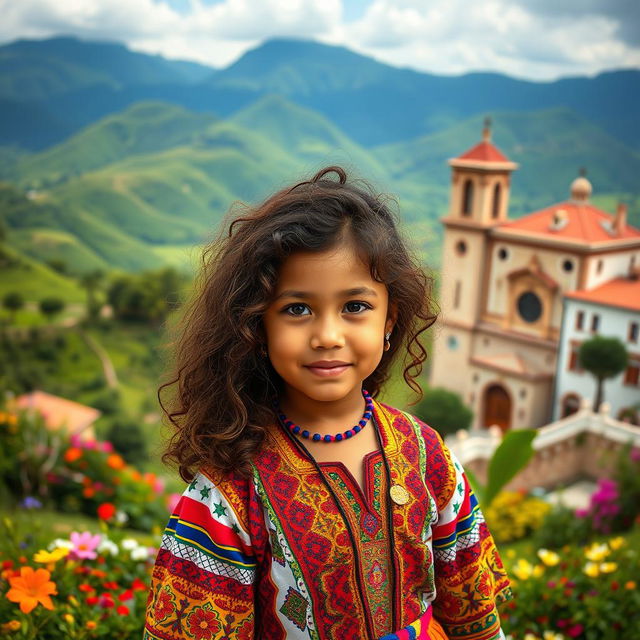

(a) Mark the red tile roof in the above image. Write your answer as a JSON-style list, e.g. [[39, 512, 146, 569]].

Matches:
[[14, 390, 101, 436], [566, 275, 640, 312], [498, 201, 640, 244], [457, 140, 510, 163]]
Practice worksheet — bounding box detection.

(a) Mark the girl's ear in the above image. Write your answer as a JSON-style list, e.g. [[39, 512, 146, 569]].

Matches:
[[385, 301, 398, 335]]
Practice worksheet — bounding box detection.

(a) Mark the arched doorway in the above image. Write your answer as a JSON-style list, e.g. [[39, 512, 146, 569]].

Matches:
[[483, 384, 511, 432], [561, 393, 581, 418]]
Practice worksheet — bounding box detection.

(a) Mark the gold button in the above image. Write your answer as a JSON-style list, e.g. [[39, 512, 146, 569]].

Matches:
[[390, 485, 410, 505]]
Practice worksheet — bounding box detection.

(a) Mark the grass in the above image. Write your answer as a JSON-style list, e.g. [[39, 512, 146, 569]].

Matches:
[[0, 507, 159, 549]]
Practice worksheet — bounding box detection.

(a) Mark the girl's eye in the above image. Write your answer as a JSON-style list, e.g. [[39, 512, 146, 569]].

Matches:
[[284, 303, 311, 316], [344, 301, 370, 314]]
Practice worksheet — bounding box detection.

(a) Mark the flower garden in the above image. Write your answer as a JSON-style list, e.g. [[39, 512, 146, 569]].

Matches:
[[1, 404, 640, 638]]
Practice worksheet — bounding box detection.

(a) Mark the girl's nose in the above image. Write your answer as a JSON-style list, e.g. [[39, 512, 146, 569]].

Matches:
[[310, 316, 345, 350]]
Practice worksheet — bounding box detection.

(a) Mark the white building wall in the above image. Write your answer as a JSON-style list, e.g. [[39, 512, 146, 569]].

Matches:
[[584, 250, 640, 290], [553, 298, 640, 421]]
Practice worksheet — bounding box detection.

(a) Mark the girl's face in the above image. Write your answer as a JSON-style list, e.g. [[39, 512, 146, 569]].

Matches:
[[263, 242, 394, 408]]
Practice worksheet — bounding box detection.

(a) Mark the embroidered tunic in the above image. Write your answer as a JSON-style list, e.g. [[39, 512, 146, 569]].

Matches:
[[144, 402, 511, 640]]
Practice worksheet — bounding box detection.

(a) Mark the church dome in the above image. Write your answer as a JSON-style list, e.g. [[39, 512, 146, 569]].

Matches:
[[570, 174, 592, 202]]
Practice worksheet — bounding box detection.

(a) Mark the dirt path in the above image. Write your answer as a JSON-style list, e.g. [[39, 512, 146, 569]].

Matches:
[[79, 329, 119, 389]]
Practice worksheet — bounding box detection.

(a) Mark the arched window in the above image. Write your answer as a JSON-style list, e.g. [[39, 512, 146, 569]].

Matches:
[[462, 179, 474, 216], [492, 183, 501, 219]]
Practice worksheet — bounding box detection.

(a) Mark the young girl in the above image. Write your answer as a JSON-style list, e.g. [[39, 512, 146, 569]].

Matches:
[[144, 167, 511, 640]]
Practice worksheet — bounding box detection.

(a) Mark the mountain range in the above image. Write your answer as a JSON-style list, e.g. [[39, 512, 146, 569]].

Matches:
[[0, 36, 638, 293]]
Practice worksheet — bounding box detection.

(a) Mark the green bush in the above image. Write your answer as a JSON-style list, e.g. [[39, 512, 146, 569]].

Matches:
[[414, 386, 473, 436], [105, 417, 148, 465]]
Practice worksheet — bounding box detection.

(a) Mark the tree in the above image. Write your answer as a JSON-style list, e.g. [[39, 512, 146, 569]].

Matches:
[[414, 387, 473, 437], [79, 269, 105, 322], [105, 417, 147, 464], [3, 291, 24, 323], [579, 335, 628, 412], [39, 297, 65, 322]]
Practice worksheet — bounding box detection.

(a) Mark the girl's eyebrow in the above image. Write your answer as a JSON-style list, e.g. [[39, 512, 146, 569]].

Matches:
[[275, 286, 378, 301]]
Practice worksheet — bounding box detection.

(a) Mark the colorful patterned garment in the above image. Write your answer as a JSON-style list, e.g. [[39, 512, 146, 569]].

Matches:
[[145, 401, 511, 640]]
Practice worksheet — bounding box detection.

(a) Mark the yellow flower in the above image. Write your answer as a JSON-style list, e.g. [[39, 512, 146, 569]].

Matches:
[[543, 633, 564, 640], [524, 634, 540, 640], [513, 558, 535, 580], [625, 581, 636, 590], [63, 613, 75, 625], [1, 620, 21, 633], [34, 547, 69, 564], [533, 565, 545, 578], [68, 595, 79, 607], [600, 562, 617, 574], [506, 549, 516, 559], [584, 562, 600, 577], [609, 537, 625, 550], [537, 548, 560, 566], [585, 542, 610, 562]]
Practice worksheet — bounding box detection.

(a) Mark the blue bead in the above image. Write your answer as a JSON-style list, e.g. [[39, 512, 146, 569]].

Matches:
[[354, 425, 361, 433], [324, 435, 332, 442], [363, 412, 372, 419], [293, 426, 300, 434], [345, 431, 353, 438], [302, 430, 310, 438], [358, 420, 366, 427], [336, 434, 343, 441], [313, 434, 321, 441]]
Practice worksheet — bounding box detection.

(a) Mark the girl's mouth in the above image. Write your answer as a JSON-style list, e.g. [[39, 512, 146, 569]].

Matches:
[[305, 361, 352, 377]]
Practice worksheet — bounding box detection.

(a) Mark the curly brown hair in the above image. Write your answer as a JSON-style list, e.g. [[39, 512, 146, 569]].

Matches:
[[159, 166, 437, 481]]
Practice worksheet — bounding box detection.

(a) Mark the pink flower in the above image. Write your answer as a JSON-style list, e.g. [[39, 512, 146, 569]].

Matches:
[[153, 477, 165, 495], [101, 441, 114, 453], [167, 493, 181, 513], [70, 434, 82, 448], [567, 624, 584, 637], [70, 532, 102, 560], [630, 448, 640, 463]]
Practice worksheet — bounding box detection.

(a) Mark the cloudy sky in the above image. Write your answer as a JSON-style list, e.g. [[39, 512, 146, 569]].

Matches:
[[1, 0, 638, 80]]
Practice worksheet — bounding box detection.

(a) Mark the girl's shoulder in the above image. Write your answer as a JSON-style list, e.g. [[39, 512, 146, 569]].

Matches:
[[374, 399, 447, 452], [375, 400, 459, 509]]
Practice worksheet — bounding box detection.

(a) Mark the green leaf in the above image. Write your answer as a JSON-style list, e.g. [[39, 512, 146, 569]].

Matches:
[[484, 429, 537, 507], [464, 467, 485, 505]]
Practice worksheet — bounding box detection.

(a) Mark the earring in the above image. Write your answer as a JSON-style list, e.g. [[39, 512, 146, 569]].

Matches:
[[384, 331, 391, 352]]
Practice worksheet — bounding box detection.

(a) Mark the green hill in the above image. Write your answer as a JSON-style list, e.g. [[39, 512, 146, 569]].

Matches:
[[11, 102, 218, 188], [230, 94, 388, 182], [0, 241, 85, 303]]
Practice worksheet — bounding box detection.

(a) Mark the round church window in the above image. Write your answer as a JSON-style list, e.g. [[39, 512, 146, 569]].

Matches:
[[517, 291, 542, 323]]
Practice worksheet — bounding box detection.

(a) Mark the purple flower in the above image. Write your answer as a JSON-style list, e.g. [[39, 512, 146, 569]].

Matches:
[[21, 496, 42, 510]]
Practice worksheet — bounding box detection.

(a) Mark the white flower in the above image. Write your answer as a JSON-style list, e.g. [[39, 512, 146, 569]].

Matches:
[[115, 510, 129, 525], [131, 546, 149, 561], [48, 538, 74, 551], [98, 539, 119, 557], [121, 538, 139, 551]]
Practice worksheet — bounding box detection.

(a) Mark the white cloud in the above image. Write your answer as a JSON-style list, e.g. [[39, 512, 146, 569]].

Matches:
[[334, 0, 640, 79], [0, 0, 638, 78]]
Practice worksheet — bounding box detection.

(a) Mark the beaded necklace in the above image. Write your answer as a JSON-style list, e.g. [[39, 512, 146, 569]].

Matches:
[[274, 389, 374, 442]]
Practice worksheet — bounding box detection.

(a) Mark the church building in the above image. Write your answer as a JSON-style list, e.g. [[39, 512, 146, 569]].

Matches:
[[429, 122, 640, 432]]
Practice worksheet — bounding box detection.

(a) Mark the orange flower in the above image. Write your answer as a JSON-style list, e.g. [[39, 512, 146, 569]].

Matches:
[[6, 566, 57, 613], [83, 487, 95, 498], [106, 454, 125, 470], [64, 448, 83, 463], [86, 621, 97, 630]]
